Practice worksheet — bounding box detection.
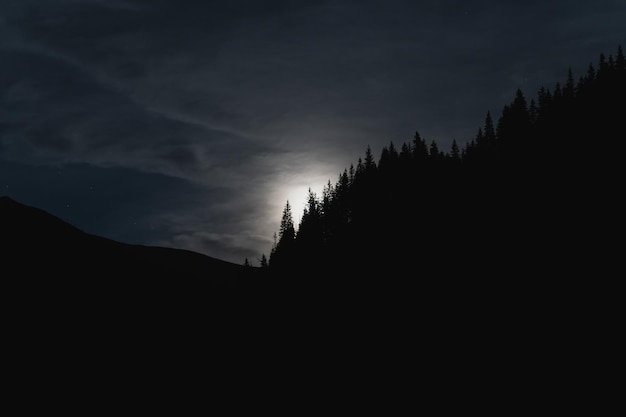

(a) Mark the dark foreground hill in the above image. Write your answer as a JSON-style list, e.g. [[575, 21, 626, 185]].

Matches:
[[0, 196, 267, 306], [1, 196, 290, 397]]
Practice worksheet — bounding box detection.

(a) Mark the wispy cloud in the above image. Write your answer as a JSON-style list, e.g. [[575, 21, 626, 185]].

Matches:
[[2, 0, 625, 263]]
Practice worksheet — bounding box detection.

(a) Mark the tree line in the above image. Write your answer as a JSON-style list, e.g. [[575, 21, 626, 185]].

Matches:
[[258, 45, 624, 285]]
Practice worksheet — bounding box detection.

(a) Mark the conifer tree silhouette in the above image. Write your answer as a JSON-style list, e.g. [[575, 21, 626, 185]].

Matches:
[[413, 131, 429, 162], [259, 254, 268, 268], [262, 45, 624, 285], [279, 201, 295, 241], [450, 140, 460, 161], [268, 202, 296, 270], [295, 188, 324, 267]]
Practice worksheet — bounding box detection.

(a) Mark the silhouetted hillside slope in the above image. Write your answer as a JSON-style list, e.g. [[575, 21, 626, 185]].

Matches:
[[1, 196, 283, 391], [0, 195, 260, 289]]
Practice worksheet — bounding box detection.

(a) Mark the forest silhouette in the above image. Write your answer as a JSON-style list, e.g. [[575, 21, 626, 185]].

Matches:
[[2, 45, 623, 303], [1, 40, 622, 409], [2, 48, 623, 389], [264, 45, 624, 297]]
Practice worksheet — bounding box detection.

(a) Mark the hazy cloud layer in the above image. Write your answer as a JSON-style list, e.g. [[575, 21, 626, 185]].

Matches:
[[1, 0, 625, 263]]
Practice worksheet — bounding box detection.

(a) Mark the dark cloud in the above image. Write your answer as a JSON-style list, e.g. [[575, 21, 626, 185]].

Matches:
[[1, 0, 625, 263]]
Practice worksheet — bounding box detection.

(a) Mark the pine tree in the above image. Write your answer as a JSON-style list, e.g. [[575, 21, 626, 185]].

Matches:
[[269, 201, 297, 270], [599, 53, 608, 73], [564, 67, 576, 99], [450, 140, 460, 161], [296, 188, 324, 262], [429, 140, 441, 159], [497, 89, 530, 149], [364, 145, 377, 173], [475, 127, 485, 148], [413, 131, 429, 161], [279, 201, 295, 243], [586, 63, 596, 82], [335, 169, 350, 200], [484, 111, 496, 146]]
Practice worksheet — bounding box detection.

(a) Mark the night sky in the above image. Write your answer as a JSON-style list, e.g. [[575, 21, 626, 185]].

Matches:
[[1, 0, 624, 265]]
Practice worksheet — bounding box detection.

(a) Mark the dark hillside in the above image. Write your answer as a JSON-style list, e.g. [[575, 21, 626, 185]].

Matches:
[[0, 195, 264, 310]]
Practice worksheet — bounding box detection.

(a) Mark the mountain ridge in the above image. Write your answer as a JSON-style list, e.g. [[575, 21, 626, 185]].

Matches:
[[0, 195, 258, 286]]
